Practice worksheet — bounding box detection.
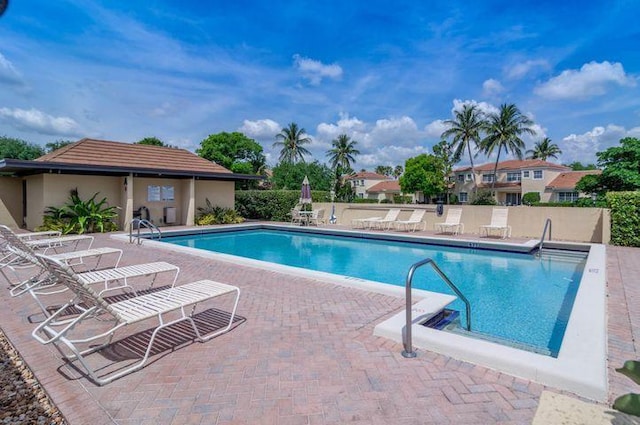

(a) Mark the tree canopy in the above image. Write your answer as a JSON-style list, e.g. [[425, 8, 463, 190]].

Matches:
[[526, 137, 562, 161], [197, 132, 266, 175], [273, 122, 312, 164], [45, 139, 74, 153], [375, 165, 393, 176], [271, 161, 332, 191], [0, 136, 45, 160], [576, 137, 640, 193], [567, 161, 598, 171], [136, 137, 168, 147], [326, 134, 359, 171], [399, 154, 447, 202]]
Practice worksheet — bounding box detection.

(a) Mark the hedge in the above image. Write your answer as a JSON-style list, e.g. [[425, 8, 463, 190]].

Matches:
[[607, 191, 640, 247], [235, 190, 330, 222]]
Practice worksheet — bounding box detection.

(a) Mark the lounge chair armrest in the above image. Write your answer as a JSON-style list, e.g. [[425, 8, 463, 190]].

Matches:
[[32, 304, 98, 345]]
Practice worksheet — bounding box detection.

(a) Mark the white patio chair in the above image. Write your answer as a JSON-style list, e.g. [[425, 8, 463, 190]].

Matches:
[[16, 230, 62, 240], [308, 209, 326, 226], [369, 208, 402, 230], [32, 254, 241, 386], [351, 214, 383, 229], [393, 209, 426, 232], [480, 207, 511, 238], [23, 234, 95, 254], [290, 205, 304, 225], [434, 208, 464, 235]]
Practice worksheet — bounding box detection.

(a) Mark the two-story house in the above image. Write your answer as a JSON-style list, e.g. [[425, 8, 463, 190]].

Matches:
[[345, 171, 394, 200], [452, 160, 593, 205]]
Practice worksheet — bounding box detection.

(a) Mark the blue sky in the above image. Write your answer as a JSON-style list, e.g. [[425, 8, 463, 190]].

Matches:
[[1, 0, 639, 169]]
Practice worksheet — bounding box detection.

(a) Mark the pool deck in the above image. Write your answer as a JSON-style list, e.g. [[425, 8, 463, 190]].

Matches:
[[1, 224, 639, 424]]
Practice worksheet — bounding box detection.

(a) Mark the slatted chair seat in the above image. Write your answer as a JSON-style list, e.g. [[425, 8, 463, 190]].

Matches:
[[32, 255, 241, 385], [25, 234, 94, 253]]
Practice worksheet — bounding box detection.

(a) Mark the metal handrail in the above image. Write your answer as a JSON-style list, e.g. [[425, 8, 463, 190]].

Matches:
[[537, 218, 552, 258], [128, 219, 162, 244], [402, 258, 471, 358]]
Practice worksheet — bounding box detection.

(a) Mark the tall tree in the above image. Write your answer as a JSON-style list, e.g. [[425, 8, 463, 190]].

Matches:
[[526, 137, 562, 161], [273, 122, 312, 164], [441, 104, 485, 194], [576, 137, 640, 193], [45, 139, 74, 153], [136, 136, 168, 146], [393, 165, 403, 178], [271, 160, 333, 191], [567, 161, 598, 171], [432, 140, 457, 203], [326, 134, 360, 171], [399, 154, 447, 203], [0, 136, 44, 160], [374, 165, 393, 176], [480, 103, 536, 191]]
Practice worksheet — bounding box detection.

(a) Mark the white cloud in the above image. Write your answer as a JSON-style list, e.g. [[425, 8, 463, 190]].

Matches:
[[451, 99, 499, 116], [534, 61, 636, 100], [293, 54, 343, 85], [424, 119, 448, 139], [0, 52, 24, 86], [482, 79, 504, 96], [0, 107, 82, 136], [505, 59, 549, 79], [560, 124, 634, 164], [238, 119, 281, 138], [316, 113, 366, 139]]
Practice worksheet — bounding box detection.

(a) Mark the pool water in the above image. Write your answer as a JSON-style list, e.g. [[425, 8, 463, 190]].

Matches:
[[163, 229, 585, 356]]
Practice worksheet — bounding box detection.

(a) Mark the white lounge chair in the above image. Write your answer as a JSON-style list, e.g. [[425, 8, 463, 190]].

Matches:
[[480, 207, 511, 239], [393, 209, 426, 232], [351, 214, 383, 229], [308, 209, 326, 226], [366, 209, 402, 230], [0, 225, 123, 296], [434, 208, 464, 235], [16, 230, 62, 240], [24, 234, 94, 254], [32, 254, 241, 385], [290, 205, 304, 225]]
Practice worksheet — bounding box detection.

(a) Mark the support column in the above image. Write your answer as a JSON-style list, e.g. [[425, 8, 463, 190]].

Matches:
[[186, 177, 195, 226], [122, 173, 134, 230]]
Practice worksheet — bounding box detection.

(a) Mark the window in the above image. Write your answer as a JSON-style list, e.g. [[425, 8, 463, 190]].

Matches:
[[558, 191, 579, 202], [360, 179, 365, 186], [457, 174, 464, 182], [482, 174, 495, 183], [522, 171, 530, 178], [459, 192, 468, 203], [533, 170, 543, 179], [506, 193, 522, 205], [465, 174, 472, 182], [507, 172, 521, 182]]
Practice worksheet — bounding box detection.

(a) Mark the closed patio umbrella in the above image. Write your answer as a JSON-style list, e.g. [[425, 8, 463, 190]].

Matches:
[[300, 175, 312, 207]]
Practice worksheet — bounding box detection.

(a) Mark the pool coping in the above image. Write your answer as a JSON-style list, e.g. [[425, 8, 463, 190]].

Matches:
[[112, 223, 607, 401]]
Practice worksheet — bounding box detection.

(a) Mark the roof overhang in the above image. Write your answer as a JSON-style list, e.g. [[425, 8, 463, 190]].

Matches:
[[0, 159, 263, 181]]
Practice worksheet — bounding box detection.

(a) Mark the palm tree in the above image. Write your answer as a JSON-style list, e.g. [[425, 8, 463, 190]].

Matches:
[[441, 104, 485, 194], [481, 103, 536, 191], [526, 137, 562, 161], [273, 122, 312, 164], [326, 134, 360, 170], [393, 165, 403, 178]]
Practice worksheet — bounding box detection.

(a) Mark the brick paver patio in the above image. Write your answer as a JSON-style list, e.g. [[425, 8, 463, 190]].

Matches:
[[1, 227, 638, 424]]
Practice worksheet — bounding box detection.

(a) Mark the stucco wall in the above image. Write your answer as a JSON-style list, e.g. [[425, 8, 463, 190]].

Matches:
[[24, 175, 44, 230], [0, 176, 22, 228], [315, 203, 610, 244], [195, 180, 235, 212], [130, 177, 183, 226]]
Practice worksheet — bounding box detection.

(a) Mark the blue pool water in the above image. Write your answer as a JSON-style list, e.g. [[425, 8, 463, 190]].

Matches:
[[162, 228, 585, 356]]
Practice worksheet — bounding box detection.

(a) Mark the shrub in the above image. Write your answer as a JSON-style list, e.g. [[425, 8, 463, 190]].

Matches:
[[393, 195, 413, 204], [522, 192, 540, 206], [448, 194, 459, 205], [195, 198, 244, 225], [352, 198, 378, 203], [470, 190, 497, 205], [607, 191, 640, 247], [235, 190, 330, 221], [37, 189, 118, 234]]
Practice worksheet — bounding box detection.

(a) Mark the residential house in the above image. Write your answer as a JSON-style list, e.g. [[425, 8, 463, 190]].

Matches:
[[545, 170, 602, 202], [0, 138, 259, 230], [345, 172, 393, 200], [366, 180, 403, 203], [452, 160, 586, 205]]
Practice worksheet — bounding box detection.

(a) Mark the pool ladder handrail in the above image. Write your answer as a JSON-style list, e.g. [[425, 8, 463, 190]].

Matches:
[[128, 219, 162, 245], [402, 258, 471, 359], [537, 218, 552, 258]]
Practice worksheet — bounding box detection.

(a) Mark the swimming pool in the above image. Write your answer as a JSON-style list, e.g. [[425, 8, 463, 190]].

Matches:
[[120, 224, 606, 400], [161, 227, 584, 357]]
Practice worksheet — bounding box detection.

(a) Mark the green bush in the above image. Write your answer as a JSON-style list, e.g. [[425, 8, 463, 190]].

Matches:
[[448, 194, 459, 205], [393, 195, 413, 204], [607, 191, 640, 247], [195, 198, 244, 225], [235, 190, 330, 221], [352, 198, 378, 204], [522, 192, 540, 206], [470, 190, 497, 205], [37, 189, 118, 234], [380, 199, 392, 204]]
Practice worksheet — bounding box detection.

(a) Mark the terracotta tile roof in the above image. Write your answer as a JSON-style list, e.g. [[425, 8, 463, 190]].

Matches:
[[345, 171, 391, 181], [477, 182, 522, 189], [367, 180, 401, 193], [454, 159, 570, 173], [36, 138, 232, 174], [546, 170, 602, 190]]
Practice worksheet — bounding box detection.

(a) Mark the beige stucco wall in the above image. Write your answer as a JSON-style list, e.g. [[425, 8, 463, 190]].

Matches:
[[0, 176, 22, 228], [129, 177, 183, 227], [195, 180, 234, 211], [24, 175, 44, 230], [316, 203, 609, 244]]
